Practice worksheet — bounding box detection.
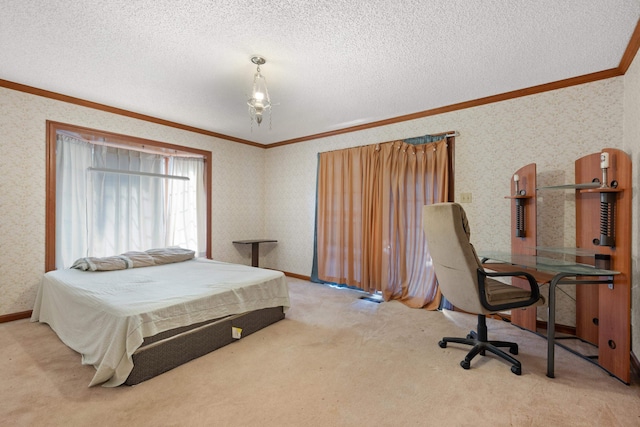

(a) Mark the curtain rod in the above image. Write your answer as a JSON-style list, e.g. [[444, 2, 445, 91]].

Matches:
[[319, 131, 458, 155], [409, 131, 459, 138], [59, 130, 204, 159], [87, 167, 190, 181], [92, 141, 203, 159]]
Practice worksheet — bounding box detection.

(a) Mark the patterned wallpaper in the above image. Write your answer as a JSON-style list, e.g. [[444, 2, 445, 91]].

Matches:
[[265, 77, 626, 327], [0, 88, 266, 314], [623, 51, 640, 356], [1, 65, 637, 338]]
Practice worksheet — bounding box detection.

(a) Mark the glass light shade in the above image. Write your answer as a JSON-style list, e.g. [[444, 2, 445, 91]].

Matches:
[[248, 71, 271, 126]]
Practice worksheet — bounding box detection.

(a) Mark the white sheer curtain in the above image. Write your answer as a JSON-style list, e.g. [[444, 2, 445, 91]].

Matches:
[[55, 134, 92, 268], [166, 157, 206, 257], [88, 144, 166, 257], [55, 133, 206, 268]]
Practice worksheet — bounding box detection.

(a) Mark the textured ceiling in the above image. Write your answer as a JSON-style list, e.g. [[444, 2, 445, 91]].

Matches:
[[1, 1, 639, 145]]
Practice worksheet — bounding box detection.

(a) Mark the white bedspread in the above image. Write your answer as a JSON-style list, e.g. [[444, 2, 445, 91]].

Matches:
[[31, 258, 290, 387]]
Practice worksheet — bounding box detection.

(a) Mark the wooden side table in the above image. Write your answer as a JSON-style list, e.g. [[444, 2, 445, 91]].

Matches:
[[232, 239, 277, 267]]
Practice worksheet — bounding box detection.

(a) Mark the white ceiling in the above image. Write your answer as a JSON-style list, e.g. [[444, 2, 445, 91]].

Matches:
[[1, 1, 639, 145]]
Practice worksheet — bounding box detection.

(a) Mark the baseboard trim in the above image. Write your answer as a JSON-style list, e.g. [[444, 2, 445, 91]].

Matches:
[[536, 319, 576, 336], [0, 310, 32, 323], [631, 351, 640, 382], [481, 313, 578, 336], [282, 271, 311, 281]]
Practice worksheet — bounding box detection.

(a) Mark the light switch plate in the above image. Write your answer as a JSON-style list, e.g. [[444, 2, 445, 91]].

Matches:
[[460, 193, 472, 203]]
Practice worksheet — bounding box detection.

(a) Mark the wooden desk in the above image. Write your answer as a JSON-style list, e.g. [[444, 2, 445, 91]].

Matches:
[[503, 150, 631, 384], [232, 239, 277, 267], [482, 252, 620, 381]]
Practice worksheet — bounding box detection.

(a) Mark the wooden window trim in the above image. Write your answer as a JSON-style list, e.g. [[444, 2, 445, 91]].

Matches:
[[45, 120, 212, 271]]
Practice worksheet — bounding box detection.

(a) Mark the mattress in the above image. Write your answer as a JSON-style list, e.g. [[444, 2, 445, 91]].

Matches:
[[124, 306, 285, 385], [31, 258, 290, 387]]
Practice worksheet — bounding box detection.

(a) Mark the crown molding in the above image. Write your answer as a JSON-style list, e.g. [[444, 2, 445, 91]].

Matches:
[[0, 79, 262, 148], [2, 18, 639, 150]]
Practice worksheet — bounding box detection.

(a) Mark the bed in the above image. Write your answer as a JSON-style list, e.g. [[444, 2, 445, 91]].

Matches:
[[30, 254, 290, 387]]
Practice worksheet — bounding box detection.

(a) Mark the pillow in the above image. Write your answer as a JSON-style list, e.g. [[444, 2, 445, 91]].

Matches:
[[70, 255, 131, 271], [121, 251, 156, 268], [70, 247, 194, 271], [145, 247, 195, 265]]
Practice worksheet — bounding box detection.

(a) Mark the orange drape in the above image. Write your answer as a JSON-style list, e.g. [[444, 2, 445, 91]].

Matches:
[[316, 138, 451, 309]]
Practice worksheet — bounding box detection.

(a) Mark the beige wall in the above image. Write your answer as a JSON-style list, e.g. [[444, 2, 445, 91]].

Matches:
[[1, 60, 638, 354], [265, 77, 624, 272], [624, 50, 640, 356], [264, 76, 627, 330], [0, 87, 266, 315]]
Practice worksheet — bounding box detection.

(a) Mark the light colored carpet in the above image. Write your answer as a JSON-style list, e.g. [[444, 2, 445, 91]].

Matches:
[[1, 277, 639, 426]]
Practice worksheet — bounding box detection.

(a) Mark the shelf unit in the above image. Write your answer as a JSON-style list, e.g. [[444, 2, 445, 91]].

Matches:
[[508, 149, 631, 383], [574, 148, 631, 383], [505, 163, 537, 331]]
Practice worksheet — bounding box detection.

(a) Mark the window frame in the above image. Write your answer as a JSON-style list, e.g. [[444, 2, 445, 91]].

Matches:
[[45, 120, 212, 271]]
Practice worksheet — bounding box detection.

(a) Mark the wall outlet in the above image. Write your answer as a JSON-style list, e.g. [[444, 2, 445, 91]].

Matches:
[[460, 193, 472, 203]]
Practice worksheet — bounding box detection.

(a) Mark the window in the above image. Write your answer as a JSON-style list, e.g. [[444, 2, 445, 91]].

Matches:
[[45, 121, 211, 271]]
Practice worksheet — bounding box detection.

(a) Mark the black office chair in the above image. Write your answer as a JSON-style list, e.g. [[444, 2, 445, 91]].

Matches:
[[422, 202, 544, 375]]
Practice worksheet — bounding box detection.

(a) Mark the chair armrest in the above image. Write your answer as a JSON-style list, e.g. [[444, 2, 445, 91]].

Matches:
[[476, 268, 542, 312]]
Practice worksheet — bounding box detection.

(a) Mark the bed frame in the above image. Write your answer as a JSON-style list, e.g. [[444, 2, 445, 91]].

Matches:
[[125, 306, 285, 385]]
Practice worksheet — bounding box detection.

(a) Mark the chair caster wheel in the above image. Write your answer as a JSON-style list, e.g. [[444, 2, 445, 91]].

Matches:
[[460, 360, 471, 370], [511, 365, 521, 375], [438, 340, 447, 348], [510, 348, 518, 355], [466, 334, 473, 340]]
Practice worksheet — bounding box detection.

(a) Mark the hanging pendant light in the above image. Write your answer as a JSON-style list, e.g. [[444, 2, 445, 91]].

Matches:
[[247, 55, 272, 129]]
